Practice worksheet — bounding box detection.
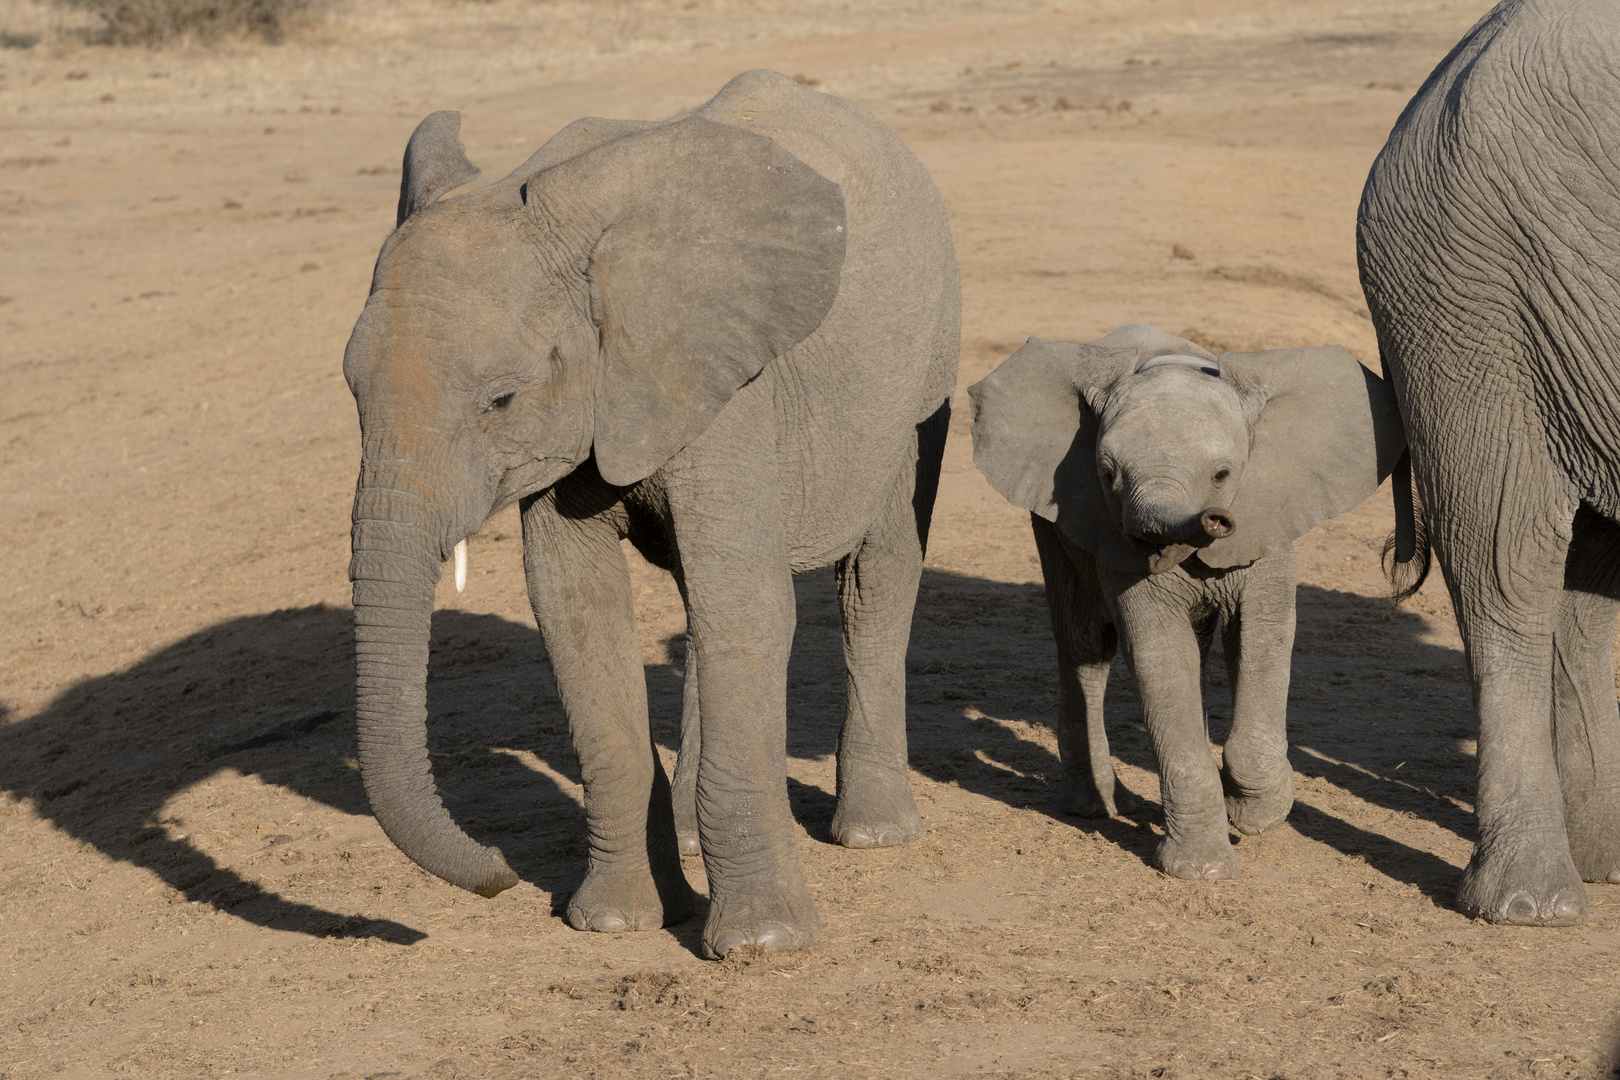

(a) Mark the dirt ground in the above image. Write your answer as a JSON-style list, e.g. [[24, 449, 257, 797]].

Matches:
[[4, 0, 1619, 1076]]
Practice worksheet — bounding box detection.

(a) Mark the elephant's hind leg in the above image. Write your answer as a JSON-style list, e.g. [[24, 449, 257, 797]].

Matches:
[[1423, 422, 1586, 925], [1554, 506, 1620, 885], [521, 481, 694, 933], [827, 440, 933, 849], [1030, 515, 1134, 818]]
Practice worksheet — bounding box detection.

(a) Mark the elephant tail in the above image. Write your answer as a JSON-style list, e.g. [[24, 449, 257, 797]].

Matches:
[[1381, 449, 1430, 603]]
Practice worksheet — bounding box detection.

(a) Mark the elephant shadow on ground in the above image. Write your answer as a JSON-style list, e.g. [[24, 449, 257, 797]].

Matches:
[[891, 572, 1484, 906], [0, 604, 591, 945], [0, 564, 1487, 945]]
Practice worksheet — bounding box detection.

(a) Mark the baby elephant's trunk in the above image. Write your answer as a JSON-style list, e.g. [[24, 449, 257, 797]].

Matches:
[[1126, 503, 1237, 575], [1199, 508, 1235, 539]]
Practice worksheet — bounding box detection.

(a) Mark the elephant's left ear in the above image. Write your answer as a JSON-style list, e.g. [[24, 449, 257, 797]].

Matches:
[[1199, 345, 1405, 569], [526, 117, 846, 487]]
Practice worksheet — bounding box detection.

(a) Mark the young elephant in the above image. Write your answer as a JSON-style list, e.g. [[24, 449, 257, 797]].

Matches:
[[343, 71, 959, 959], [969, 325, 1403, 879]]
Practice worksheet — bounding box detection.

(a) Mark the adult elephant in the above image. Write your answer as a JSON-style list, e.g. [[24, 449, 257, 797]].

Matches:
[[343, 70, 960, 958], [1359, 0, 1620, 925]]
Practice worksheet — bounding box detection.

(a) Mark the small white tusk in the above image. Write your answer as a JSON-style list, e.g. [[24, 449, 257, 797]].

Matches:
[[453, 539, 468, 593]]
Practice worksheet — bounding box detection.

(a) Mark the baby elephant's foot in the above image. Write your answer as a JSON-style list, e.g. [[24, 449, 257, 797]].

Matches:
[[1059, 770, 1143, 818], [1156, 832, 1240, 881], [566, 858, 695, 934], [703, 880, 821, 959], [830, 769, 921, 849], [1458, 835, 1588, 926], [1222, 764, 1294, 836]]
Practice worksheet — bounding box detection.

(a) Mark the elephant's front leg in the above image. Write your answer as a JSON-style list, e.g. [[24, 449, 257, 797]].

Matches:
[[1219, 550, 1297, 836], [828, 461, 927, 849], [521, 482, 694, 933], [665, 417, 818, 958], [1107, 571, 1236, 879]]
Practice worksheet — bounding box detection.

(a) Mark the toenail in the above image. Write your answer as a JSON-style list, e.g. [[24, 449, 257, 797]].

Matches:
[[1607, 870, 1620, 885], [590, 910, 628, 933], [711, 930, 748, 957], [755, 926, 792, 949], [1504, 894, 1537, 923], [839, 827, 876, 849], [1553, 893, 1585, 921]]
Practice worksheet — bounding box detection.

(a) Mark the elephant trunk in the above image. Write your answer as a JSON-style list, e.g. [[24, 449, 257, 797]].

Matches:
[[351, 494, 519, 898], [1122, 497, 1234, 546], [1122, 496, 1236, 574]]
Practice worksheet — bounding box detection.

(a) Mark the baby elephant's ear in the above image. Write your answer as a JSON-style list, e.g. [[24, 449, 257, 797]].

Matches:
[[968, 338, 1141, 568], [1200, 345, 1405, 569]]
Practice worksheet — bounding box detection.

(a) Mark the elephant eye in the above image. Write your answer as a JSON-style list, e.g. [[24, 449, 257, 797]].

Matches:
[[1213, 468, 1231, 484], [486, 392, 515, 413]]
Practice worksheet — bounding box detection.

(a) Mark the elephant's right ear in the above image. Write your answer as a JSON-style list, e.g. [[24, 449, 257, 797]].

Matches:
[[526, 117, 846, 487], [968, 338, 1141, 569], [397, 111, 482, 227]]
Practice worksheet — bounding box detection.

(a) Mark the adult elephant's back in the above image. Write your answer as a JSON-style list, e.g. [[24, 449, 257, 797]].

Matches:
[[698, 71, 961, 568], [1358, 0, 1620, 519], [1357, 0, 1620, 926]]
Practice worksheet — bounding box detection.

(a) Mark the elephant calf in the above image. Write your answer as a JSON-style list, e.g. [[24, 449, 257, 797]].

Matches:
[[342, 71, 959, 958], [970, 325, 1403, 879]]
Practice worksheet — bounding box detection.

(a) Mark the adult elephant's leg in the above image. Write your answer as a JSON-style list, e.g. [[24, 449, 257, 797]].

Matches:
[[664, 395, 816, 957], [1553, 506, 1620, 885], [670, 626, 703, 856], [827, 452, 929, 849], [1105, 569, 1236, 879], [1426, 432, 1585, 924], [1031, 515, 1131, 818], [520, 479, 694, 932], [1218, 549, 1297, 836]]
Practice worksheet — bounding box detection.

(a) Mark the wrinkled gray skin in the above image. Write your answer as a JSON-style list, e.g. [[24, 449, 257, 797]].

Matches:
[[1359, 0, 1620, 925], [971, 326, 1402, 879], [343, 70, 960, 958]]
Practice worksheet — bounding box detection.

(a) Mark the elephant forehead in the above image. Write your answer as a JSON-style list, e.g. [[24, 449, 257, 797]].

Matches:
[[1101, 368, 1248, 439]]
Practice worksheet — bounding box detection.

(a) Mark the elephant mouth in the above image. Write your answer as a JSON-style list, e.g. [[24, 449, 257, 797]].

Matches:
[[489, 455, 575, 515], [1128, 538, 1199, 575]]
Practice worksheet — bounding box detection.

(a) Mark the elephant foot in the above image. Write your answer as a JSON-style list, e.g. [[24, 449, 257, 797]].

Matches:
[[829, 769, 921, 849], [1059, 769, 1143, 818], [565, 857, 695, 934], [702, 877, 821, 959], [1156, 831, 1239, 881], [1457, 833, 1587, 925], [1222, 763, 1294, 836]]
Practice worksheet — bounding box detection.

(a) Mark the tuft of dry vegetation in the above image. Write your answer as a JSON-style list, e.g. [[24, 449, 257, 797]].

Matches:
[[54, 0, 320, 44]]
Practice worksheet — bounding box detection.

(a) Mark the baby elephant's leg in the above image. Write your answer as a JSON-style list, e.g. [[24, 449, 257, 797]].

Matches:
[[1031, 516, 1135, 817], [1220, 549, 1297, 836], [1106, 568, 1237, 880]]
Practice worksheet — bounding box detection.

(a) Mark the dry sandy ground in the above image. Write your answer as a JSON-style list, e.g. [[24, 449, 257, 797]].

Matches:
[[4, 0, 1619, 1076]]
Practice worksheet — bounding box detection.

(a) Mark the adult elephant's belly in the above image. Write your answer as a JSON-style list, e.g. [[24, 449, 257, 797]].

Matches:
[[769, 332, 934, 572]]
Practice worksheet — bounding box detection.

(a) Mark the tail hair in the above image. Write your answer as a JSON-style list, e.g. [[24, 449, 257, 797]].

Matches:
[[1381, 449, 1431, 603]]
